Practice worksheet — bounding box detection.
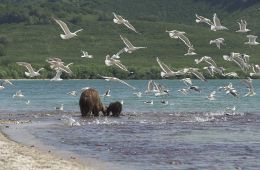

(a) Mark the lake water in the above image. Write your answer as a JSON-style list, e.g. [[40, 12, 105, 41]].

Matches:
[[1, 79, 260, 170]]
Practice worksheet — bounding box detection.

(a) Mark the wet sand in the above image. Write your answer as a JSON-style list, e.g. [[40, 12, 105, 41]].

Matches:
[[0, 120, 89, 170]]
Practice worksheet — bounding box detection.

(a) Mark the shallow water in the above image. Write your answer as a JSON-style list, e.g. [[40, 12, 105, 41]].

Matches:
[[1, 79, 260, 170]]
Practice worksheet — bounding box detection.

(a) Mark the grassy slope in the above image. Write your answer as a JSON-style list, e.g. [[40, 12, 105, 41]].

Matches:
[[0, 0, 260, 79]]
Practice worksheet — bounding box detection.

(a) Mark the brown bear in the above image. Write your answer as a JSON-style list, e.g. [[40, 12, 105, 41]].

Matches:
[[79, 88, 106, 117], [106, 101, 122, 117]]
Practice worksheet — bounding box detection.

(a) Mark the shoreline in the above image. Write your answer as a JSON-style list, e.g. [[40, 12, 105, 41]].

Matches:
[[0, 121, 89, 170]]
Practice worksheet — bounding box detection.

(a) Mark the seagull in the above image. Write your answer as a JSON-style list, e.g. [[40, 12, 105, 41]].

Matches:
[[180, 78, 193, 86], [112, 12, 139, 33], [119, 35, 146, 53], [223, 72, 239, 78], [183, 68, 207, 82], [241, 77, 256, 97], [133, 92, 142, 97], [223, 52, 251, 72], [195, 56, 217, 67], [98, 75, 136, 90], [103, 89, 111, 97], [245, 35, 259, 45], [144, 100, 153, 105], [207, 91, 216, 100], [156, 57, 185, 78], [56, 104, 64, 111], [166, 30, 193, 48], [184, 47, 197, 56], [81, 50, 93, 58], [46, 58, 73, 74], [25, 100, 30, 105], [195, 14, 214, 26], [105, 55, 132, 73], [161, 100, 169, 105], [219, 83, 239, 98], [61, 115, 80, 126], [52, 17, 83, 39], [178, 88, 190, 95], [250, 64, 260, 77], [16, 62, 44, 78], [50, 69, 63, 81], [225, 106, 236, 112], [145, 80, 158, 93], [13, 90, 24, 98], [210, 38, 225, 49], [211, 13, 228, 31], [236, 20, 250, 33], [0, 80, 13, 91], [67, 90, 77, 96], [111, 48, 126, 59], [189, 86, 201, 93], [154, 84, 170, 96]]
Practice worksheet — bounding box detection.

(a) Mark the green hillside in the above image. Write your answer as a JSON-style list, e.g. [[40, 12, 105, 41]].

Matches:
[[0, 0, 260, 79]]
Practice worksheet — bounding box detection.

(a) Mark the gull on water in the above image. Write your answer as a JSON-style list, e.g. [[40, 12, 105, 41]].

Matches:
[[161, 100, 169, 105], [67, 90, 77, 96], [210, 38, 225, 49], [113, 12, 139, 33], [219, 83, 239, 98], [98, 74, 136, 90], [144, 100, 153, 105], [13, 90, 24, 98], [105, 55, 132, 73], [154, 84, 170, 96], [236, 20, 250, 33], [245, 35, 259, 45], [56, 104, 64, 111], [133, 92, 142, 98], [241, 77, 256, 97], [210, 13, 228, 31], [25, 100, 30, 105], [119, 35, 146, 53], [17, 62, 44, 78], [61, 115, 80, 126], [207, 91, 216, 101], [53, 17, 83, 39], [103, 89, 111, 97], [50, 69, 63, 81], [81, 50, 93, 58], [195, 14, 214, 26]]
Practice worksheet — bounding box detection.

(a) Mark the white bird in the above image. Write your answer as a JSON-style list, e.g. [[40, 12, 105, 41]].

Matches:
[[25, 100, 30, 105], [241, 77, 256, 97], [154, 84, 170, 96], [207, 91, 216, 101], [219, 83, 239, 98], [223, 72, 239, 78], [183, 68, 207, 82], [50, 69, 63, 81], [236, 20, 250, 33], [156, 57, 185, 78], [56, 104, 64, 111], [113, 12, 139, 33], [81, 50, 93, 58], [180, 78, 193, 86], [184, 47, 197, 56], [211, 13, 228, 31], [210, 38, 225, 49], [0, 80, 13, 91], [53, 17, 83, 39], [111, 48, 126, 59], [13, 90, 24, 98], [67, 90, 77, 96], [178, 88, 190, 95], [195, 56, 217, 67], [195, 14, 214, 26], [119, 35, 146, 53], [161, 100, 169, 105], [225, 106, 236, 112], [245, 35, 259, 45], [47, 58, 73, 75], [223, 52, 251, 72], [250, 64, 260, 77], [133, 92, 142, 97], [144, 100, 153, 105], [145, 80, 158, 93], [17, 62, 44, 78], [203, 66, 225, 77], [81, 86, 90, 91], [166, 30, 193, 48], [98, 75, 136, 90], [103, 89, 111, 97], [61, 115, 80, 126], [105, 55, 132, 73]]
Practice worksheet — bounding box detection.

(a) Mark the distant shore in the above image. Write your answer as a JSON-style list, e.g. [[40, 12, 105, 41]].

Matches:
[[0, 120, 89, 170]]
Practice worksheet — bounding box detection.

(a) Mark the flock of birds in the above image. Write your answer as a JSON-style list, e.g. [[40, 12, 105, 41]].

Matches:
[[0, 11, 259, 115]]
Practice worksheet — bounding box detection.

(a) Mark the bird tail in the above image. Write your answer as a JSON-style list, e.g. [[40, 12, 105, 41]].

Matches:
[[195, 19, 200, 23]]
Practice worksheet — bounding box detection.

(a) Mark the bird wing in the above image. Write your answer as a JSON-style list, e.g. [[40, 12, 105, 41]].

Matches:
[[53, 17, 71, 34], [123, 20, 138, 33], [120, 35, 134, 48], [114, 61, 130, 72], [190, 69, 206, 82], [213, 13, 221, 26], [113, 12, 124, 21], [117, 78, 136, 90], [17, 62, 35, 73], [178, 34, 192, 48], [156, 57, 174, 73], [58, 64, 73, 74], [205, 57, 217, 67]]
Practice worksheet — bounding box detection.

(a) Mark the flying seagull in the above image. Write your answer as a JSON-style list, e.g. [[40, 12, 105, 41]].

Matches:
[[236, 20, 250, 33], [156, 57, 185, 78], [98, 74, 136, 90], [195, 14, 214, 26], [241, 77, 256, 97], [113, 12, 139, 33], [119, 35, 146, 53], [17, 62, 44, 78], [210, 38, 225, 49], [105, 55, 132, 73], [245, 35, 259, 45], [50, 69, 63, 81], [53, 17, 83, 39], [81, 50, 93, 58], [211, 13, 228, 31]]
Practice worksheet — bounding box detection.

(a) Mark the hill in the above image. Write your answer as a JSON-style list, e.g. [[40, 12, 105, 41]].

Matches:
[[0, 0, 260, 79]]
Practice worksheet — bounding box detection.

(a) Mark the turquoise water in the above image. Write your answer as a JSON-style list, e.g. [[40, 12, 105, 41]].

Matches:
[[1, 79, 260, 170]]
